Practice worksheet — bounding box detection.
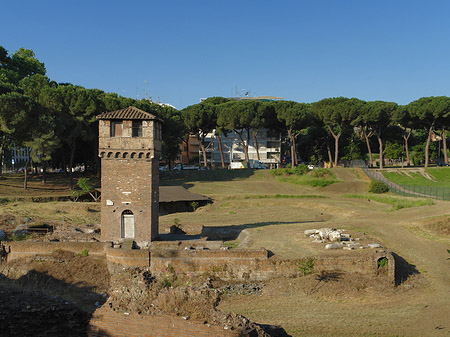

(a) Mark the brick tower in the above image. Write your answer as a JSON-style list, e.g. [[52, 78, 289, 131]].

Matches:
[[96, 106, 162, 245]]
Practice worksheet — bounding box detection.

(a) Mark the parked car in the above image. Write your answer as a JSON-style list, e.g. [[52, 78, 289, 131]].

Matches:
[[172, 164, 198, 171]]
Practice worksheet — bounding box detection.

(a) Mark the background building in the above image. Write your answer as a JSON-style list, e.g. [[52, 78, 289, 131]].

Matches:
[[203, 129, 281, 168]]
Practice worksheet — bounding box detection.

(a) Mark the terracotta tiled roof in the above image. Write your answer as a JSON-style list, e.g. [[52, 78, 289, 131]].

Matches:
[[96, 106, 161, 121]]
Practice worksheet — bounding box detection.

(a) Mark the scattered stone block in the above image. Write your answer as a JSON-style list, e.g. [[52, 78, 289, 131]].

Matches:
[[325, 243, 343, 249], [368, 243, 382, 248], [14, 224, 28, 237], [304, 229, 318, 236]]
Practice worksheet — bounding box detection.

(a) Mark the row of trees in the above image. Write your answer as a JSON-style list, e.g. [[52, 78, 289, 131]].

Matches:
[[1, 45, 449, 190], [0, 46, 184, 188], [182, 96, 450, 170]]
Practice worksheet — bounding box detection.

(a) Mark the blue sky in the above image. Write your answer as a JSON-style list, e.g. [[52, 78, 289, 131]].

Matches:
[[2, 0, 450, 108]]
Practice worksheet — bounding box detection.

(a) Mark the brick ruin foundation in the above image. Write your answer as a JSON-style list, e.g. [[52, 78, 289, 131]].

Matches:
[[0, 236, 395, 337]]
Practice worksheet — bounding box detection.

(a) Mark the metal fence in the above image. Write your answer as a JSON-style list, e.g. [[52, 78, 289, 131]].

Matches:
[[362, 166, 450, 201]]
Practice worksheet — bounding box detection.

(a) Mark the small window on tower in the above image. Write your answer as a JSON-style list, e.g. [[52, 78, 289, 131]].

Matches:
[[132, 121, 142, 137], [110, 121, 122, 137]]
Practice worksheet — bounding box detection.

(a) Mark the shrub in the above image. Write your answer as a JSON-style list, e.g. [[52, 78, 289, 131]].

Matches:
[[190, 201, 199, 211], [369, 180, 389, 194], [377, 257, 388, 268], [297, 258, 315, 275], [293, 164, 309, 176], [77, 249, 89, 257], [311, 169, 328, 178]]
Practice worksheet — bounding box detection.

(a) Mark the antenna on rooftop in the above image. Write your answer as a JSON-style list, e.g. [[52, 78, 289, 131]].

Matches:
[[143, 80, 150, 100]]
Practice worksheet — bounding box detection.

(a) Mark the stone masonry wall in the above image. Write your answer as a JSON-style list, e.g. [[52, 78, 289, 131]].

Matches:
[[3, 242, 395, 283], [314, 249, 395, 282], [150, 247, 395, 283], [101, 159, 157, 242], [87, 307, 255, 337], [4, 241, 109, 261]]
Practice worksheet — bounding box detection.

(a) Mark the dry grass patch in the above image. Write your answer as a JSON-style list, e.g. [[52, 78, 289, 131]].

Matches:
[[423, 215, 450, 236]]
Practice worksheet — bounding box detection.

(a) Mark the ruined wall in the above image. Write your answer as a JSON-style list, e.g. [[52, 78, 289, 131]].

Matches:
[[314, 249, 395, 282], [87, 307, 254, 337], [105, 246, 150, 267], [150, 248, 300, 281], [4, 242, 109, 261], [149, 247, 395, 283], [2, 242, 395, 283]]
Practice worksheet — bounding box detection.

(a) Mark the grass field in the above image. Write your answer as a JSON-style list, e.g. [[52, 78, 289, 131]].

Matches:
[[1, 168, 450, 336], [382, 167, 450, 187]]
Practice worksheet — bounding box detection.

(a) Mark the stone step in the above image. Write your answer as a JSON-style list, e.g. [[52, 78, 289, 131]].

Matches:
[[122, 239, 134, 250]]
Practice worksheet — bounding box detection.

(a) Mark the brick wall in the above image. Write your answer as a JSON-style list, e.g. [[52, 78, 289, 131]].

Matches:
[[99, 118, 160, 243], [5, 241, 109, 261], [3, 243, 395, 283], [149, 247, 395, 283], [101, 159, 158, 243], [314, 249, 395, 283], [149, 248, 302, 281], [87, 307, 254, 337], [105, 246, 150, 267]]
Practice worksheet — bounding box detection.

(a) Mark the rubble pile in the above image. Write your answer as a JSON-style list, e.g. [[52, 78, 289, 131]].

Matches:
[[304, 228, 383, 250], [106, 267, 287, 336]]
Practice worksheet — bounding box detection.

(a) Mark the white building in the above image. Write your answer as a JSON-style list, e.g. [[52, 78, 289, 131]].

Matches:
[[202, 129, 281, 169]]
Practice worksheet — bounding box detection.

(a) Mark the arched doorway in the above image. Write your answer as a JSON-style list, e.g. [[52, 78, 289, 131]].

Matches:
[[121, 210, 135, 239]]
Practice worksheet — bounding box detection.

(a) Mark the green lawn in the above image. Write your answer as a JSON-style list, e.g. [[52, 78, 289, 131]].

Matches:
[[382, 168, 450, 188], [272, 168, 339, 187]]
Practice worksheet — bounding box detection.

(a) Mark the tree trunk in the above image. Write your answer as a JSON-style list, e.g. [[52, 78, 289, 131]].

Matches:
[[235, 130, 249, 166], [252, 130, 260, 161], [24, 159, 29, 190], [183, 137, 190, 164], [362, 127, 373, 167], [69, 138, 76, 190], [42, 161, 47, 184], [403, 130, 411, 166], [425, 125, 434, 168], [288, 130, 295, 169], [217, 133, 225, 168], [326, 139, 333, 167], [293, 136, 298, 165], [327, 126, 341, 167], [199, 135, 208, 168], [376, 132, 384, 170], [0, 143, 3, 175], [443, 127, 448, 164], [245, 129, 251, 166]]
